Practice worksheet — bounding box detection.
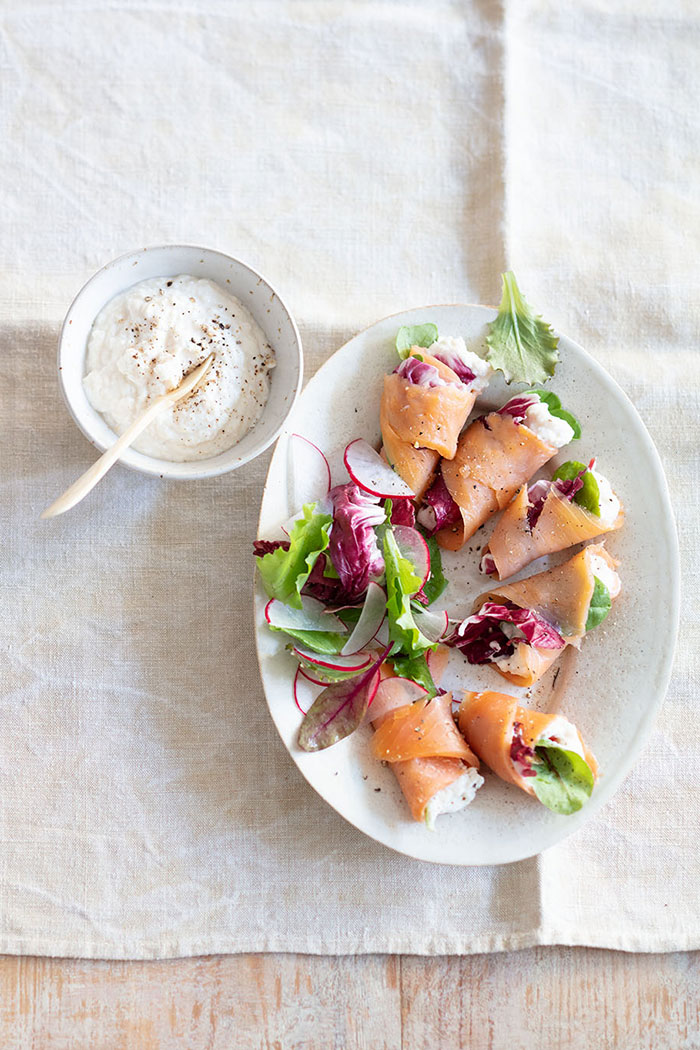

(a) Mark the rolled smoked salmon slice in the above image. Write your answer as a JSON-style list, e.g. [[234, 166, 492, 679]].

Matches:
[[380, 351, 476, 462], [369, 683, 482, 826], [371, 693, 477, 764], [435, 412, 557, 549], [458, 690, 597, 807], [457, 543, 621, 688], [380, 407, 440, 499], [483, 480, 624, 581]]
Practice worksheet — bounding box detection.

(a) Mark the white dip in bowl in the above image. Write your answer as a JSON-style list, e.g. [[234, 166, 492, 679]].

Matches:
[[83, 274, 276, 462]]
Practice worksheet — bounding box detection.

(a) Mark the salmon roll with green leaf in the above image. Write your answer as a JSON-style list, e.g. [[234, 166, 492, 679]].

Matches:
[[458, 690, 597, 815], [481, 458, 624, 580]]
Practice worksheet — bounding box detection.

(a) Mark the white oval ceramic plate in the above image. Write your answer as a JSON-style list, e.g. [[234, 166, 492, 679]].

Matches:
[[254, 304, 679, 865]]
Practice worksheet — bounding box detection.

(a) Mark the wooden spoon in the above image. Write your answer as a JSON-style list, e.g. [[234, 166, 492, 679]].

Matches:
[[41, 353, 215, 520]]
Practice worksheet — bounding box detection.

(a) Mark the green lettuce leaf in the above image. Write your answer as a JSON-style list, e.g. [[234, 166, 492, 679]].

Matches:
[[531, 741, 595, 815], [524, 389, 581, 441], [268, 627, 346, 654], [420, 534, 448, 606], [389, 652, 438, 696], [486, 271, 559, 385], [585, 576, 611, 631], [255, 504, 332, 609], [553, 460, 599, 513], [396, 323, 438, 360], [296, 656, 367, 684], [383, 529, 437, 658]]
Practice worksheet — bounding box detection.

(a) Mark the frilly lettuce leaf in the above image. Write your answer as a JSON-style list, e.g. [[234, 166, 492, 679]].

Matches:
[[255, 504, 332, 610], [532, 741, 595, 815], [486, 271, 559, 385], [383, 529, 436, 658]]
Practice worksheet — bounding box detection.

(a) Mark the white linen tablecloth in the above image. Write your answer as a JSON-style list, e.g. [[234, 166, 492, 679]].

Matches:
[[1, 0, 698, 957]]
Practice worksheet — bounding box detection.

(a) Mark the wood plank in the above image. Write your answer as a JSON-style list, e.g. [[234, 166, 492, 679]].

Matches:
[[400, 949, 700, 1050], [0, 954, 401, 1050]]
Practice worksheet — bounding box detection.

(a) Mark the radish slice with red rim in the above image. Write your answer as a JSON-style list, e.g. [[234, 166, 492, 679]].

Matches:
[[426, 644, 450, 685], [393, 525, 430, 586], [340, 582, 386, 655], [413, 606, 449, 642], [292, 646, 373, 672], [289, 433, 331, 513], [265, 595, 346, 634], [344, 439, 414, 499], [293, 666, 319, 715], [368, 676, 429, 725], [281, 492, 333, 537]]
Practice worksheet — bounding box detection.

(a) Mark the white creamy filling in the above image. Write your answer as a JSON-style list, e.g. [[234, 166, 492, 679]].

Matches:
[[424, 767, 484, 830], [588, 553, 621, 598], [83, 275, 275, 461], [537, 714, 586, 760], [523, 400, 575, 448], [591, 469, 620, 526], [430, 335, 493, 393], [494, 641, 532, 676]]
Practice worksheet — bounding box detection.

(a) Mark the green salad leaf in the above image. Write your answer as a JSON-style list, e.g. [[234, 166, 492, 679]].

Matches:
[[383, 529, 437, 658], [524, 389, 581, 441], [389, 652, 438, 696], [255, 503, 332, 609], [296, 657, 366, 685], [395, 323, 438, 360], [585, 576, 611, 632], [420, 534, 448, 606], [486, 271, 559, 385], [531, 741, 595, 815], [268, 627, 346, 654], [553, 460, 599, 513]]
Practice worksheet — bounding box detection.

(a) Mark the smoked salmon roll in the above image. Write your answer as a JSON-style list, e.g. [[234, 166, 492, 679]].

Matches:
[[481, 459, 624, 580], [380, 336, 492, 496], [458, 691, 597, 814], [417, 391, 579, 549], [370, 679, 483, 828], [449, 542, 621, 687]]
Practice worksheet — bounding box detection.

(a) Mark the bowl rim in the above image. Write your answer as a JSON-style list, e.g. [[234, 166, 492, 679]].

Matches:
[[57, 244, 304, 480]]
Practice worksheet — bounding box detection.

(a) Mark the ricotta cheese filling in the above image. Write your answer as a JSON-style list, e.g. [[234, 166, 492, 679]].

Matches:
[[588, 553, 621, 598], [424, 767, 484, 830], [523, 400, 575, 448], [83, 275, 276, 461], [429, 335, 493, 393], [591, 469, 620, 526]]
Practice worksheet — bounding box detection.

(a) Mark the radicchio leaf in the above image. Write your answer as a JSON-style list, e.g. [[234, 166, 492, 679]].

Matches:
[[431, 348, 476, 385], [417, 471, 461, 536], [498, 393, 540, 424], [391, 499, 416, 528], [448, 600, 564, 665], [327, 483, 385, 603], [510, 722, 537, 777], [297, 647, 390, 752], [393, 357, 460, 389]]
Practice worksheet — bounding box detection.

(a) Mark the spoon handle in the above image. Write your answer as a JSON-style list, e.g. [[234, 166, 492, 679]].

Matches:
[[40, 396, 169, 519]]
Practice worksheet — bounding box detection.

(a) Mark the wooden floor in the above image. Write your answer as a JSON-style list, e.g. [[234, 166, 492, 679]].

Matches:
[[1, 950, 698, 1049]]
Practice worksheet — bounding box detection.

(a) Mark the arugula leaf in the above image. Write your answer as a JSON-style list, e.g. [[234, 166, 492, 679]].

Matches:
[[383, 529, 437, 657], [585, 576, 611, 632], [524, 389, 581, 441], [255, 504, 332, 609], [389, 652, 438, 696], [531, 741, 595, 815], [485, 271, 559, 385], [395, 323, 438, 360], [420, 534, 448, 606], [553, 460, 600, 514], [268, 627, 346, 654]]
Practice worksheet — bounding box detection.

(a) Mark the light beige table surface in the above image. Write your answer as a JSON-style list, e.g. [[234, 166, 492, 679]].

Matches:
[[2, 950, 698, 1049]]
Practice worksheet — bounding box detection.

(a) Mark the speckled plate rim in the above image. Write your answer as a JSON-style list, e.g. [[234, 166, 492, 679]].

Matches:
[[254, 303, 680, 865]]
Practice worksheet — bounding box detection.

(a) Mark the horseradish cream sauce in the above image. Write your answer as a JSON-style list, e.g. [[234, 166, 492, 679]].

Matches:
[[83, 275, 275, 461]]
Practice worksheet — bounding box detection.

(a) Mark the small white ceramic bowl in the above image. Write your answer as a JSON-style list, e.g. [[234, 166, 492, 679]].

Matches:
[[58, 245, 303, 479]]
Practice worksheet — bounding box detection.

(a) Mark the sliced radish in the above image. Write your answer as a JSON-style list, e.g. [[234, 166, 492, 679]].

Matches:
[[281, 493, 333, 537], [344, 438, 414, 499], [294, 666, 319, 715], [426, 644, 450, 686], [265, 595, 346, 634], [368, 676, 429, 726], [292, 645, 373, 672], [289, 433, 331, 513], [373, 618, 390, 648], [340, 582, 386, 655], [413, 607, 449, 643], [394, 525, 430, 586]]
